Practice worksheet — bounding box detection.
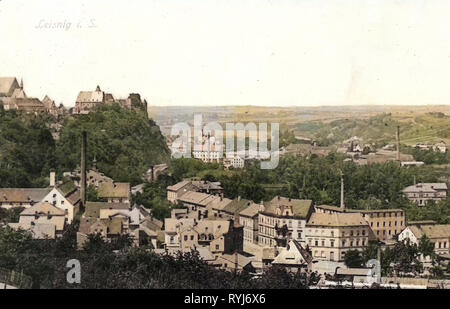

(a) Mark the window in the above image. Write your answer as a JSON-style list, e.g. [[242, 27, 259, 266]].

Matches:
[[190, 235, 194, 240], [216, 245, 219, 250], [315, 240, 318, 246], [330, 240, 334, 247], [184, 235, 188, 241]]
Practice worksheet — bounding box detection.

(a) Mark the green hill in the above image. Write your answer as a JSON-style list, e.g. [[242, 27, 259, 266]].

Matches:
[[306, 112, 450, 147], [0, 102, 170, 187], [0, 103, 56, 187], [56, 104, 170, 185]]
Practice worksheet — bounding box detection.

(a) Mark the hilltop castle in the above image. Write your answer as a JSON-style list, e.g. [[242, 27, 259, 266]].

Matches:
[[72, 85, 148, 115]]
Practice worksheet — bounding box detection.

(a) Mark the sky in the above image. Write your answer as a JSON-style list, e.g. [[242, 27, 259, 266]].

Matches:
[[1, 0, 450, 107]]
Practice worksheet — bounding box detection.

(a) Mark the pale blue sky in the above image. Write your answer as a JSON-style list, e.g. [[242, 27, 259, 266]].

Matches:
[[1, 0, 449, 107]]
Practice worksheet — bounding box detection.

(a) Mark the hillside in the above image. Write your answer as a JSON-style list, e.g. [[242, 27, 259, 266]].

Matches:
[[56, 104, 170, 185], [0, 103, 56, 187], [0, 102, 170, 187], [301, 112, 450, 147]]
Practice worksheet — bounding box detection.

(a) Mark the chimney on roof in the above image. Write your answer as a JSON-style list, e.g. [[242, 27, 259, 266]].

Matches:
[[396, 126, 401, 162], [50, 171, 56, 187], [80, 131, 87, 207], [340, 171, 345, 210]]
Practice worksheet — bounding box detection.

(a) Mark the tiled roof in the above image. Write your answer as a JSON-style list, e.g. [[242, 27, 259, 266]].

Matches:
[[178, 191, 219, 206], [307, 212, 368, 227], [76, 90, 104, 103], [264, 196, 313, 219], [21, 202, 66, 216], [223, 198, 253, 216], [167, 180, 191, 191], [239, 203, 261, 218], [408, 224, 450, 239], [84, 202, 129, 218], [0, 77, 18, 95], [98, 182, 130, 199], [0, 188, 51, 203], [403, 183, 448, 193]]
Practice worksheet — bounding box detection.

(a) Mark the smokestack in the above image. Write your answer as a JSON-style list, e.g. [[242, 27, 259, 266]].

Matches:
[[50, 171, 56, 187], [340, 171, 345, 210], [81, 131, 87, 207], [396, 126, 401, 161]]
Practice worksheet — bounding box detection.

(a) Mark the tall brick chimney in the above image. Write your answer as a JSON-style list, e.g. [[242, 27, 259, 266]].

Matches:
[[80, 131, 87, 207], [340, 171, 345, 210]]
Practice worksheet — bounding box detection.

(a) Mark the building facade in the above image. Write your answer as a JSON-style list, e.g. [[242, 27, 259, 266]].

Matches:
[[306, 212, 370, 262]]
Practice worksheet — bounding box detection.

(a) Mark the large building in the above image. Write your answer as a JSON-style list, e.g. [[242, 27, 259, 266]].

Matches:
[[166, 180, 223, 204], [72, 85, 147, 114], [399, 223, 450, 256], [0, 77, 48, 114], [9, 202, 66, 239], [258, 196, 314, 247], [97, 182, 131, 204], [402, 183, 448, 206], [315, 205, 406, 243], [239, 202, 262, 245], [306, 212, 370, 262]]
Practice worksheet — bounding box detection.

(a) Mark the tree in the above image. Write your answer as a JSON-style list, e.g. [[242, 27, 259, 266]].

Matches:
[[344, 250, 364, 268]]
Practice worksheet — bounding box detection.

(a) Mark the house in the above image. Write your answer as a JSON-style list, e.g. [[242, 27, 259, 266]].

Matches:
[[223, 155, 245, 170], [402, 183, 448, 206], [72, 85, 105, 114], [0, 77, 47, 114], [210, 197, 234, 219], [166, 180, 223, 204], [9, 202, 66, 239], [63, 165, 114, 189], [163, 217, 243, 256], [239, 202, 262, 246], [177, 191, 220, 219], [306, 212, 370, 262], [164, 217, 196, 249], [0, 188, 51, 209], [167, 180, 199, 204], [272, 240, 313, 273], [214, 252, 256, 273], [41, 177, 81, 224], [315, 205, 406, 243], [77, 216, 129, 248], [83, 201, 130, 218], [258, 196, 314, 247], [398, 224, 450, 256], [98, 182, 131, 204], [212, 197, 251, 221], [433, 141, 447, 153], [192, 135, 223, 163]]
